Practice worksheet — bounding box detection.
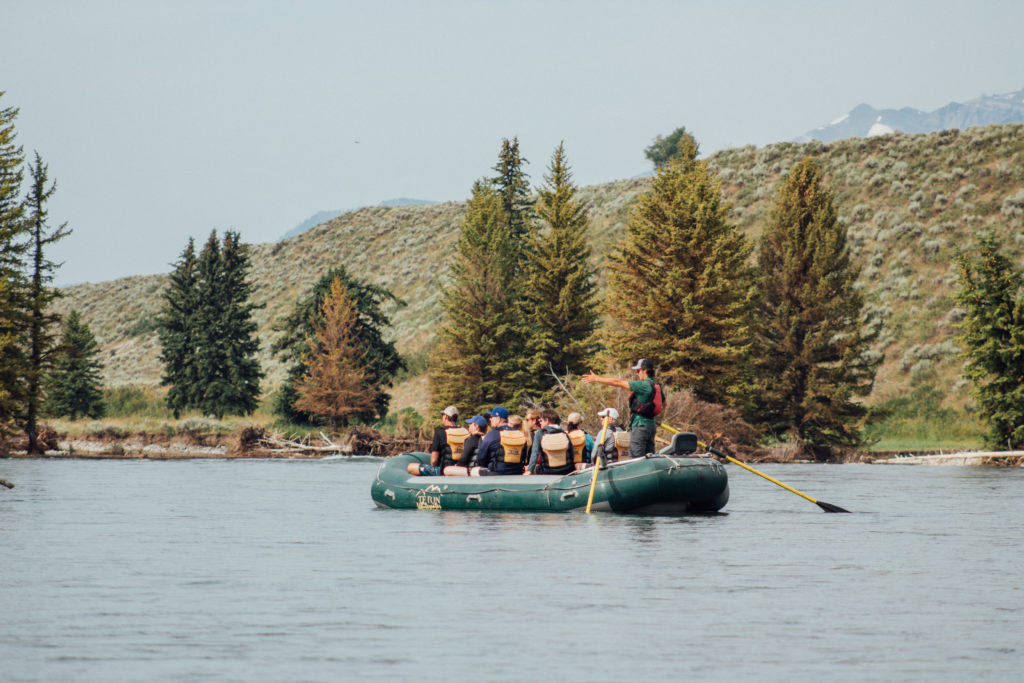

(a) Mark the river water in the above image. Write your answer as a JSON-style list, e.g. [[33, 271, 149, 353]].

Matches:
[[1, 457, 1021, 682]]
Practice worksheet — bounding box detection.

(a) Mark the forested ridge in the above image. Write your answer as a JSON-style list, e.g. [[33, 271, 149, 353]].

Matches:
[[52, 124, 1024, 418]]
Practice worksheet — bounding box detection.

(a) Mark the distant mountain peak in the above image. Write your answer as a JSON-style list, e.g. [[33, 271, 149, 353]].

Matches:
[[279, 198, 438, 240], [798, 87, 1024, 143]]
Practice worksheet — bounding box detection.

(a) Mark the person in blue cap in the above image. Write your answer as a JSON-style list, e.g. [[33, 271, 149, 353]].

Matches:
[[473, 406, 524, 476], [442, 414, 487, 476]]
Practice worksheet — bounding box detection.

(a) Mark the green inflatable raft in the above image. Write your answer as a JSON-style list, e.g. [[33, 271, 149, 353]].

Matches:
[[370, 447, 729, 514]]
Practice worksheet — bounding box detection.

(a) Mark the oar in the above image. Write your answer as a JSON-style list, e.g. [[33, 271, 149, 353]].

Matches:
[[586, 416, 610, 514], [660, 424, 850, 513]]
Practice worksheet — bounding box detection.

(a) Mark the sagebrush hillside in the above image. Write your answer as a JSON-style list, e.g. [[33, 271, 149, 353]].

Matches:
[[53, 124, 1024, 416]]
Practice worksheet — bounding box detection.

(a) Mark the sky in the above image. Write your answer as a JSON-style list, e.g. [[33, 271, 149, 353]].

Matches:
[[5, 0, 1023, 286]]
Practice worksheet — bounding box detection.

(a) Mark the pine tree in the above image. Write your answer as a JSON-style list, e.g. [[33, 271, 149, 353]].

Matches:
[[157, 238, 200, 418], [158, 232, 263, 420], [751, 156, 879, 451], [22, 154, 71, 453], [273, 265, 404, 424], [293, 276, 379, 430], [491, 137, 532, 242], [0, 280, 24, 439], [430, 181, 530, 414], [604, 132, 753, 404], [954, 230, 1024, 450], [47, 309, 104, 420], [523, 143, 600, 387], [192, 232, 228, 416], [194, 231, 263, 418], [0, 93, 27, 439]]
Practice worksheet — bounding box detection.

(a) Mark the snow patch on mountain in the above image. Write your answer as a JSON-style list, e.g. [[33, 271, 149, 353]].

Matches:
[[797, 87, 1024, 143]]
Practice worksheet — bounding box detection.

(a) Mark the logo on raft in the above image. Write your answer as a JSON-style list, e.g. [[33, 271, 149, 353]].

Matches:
[[416, 485, 443, 510]]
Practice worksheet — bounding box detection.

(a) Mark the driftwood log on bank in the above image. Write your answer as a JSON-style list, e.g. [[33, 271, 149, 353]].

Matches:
[[873, 450, 1024, 466], [257, 427, 426, 457]]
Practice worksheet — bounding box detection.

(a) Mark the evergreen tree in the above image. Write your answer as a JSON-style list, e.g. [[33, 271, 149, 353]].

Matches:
[[604, 133, 754, 404], [0, 93, 27, 438], [523, 143, 600, 387], [22, 153, 71, 453], [0, 280, 24, 439], [644, 126, 692, 169], [430, 181, 530, 414], [47, 309, 104, 420], [491, 137, 532, 242], [293, 276, 379, 430], [158, 232, 263, 420], [157, 238, 200, 418], [193, 231, 263, 419], [751, 156, 879, 451], [273, 265, 404, 424], [955, 230, 1024, 450]]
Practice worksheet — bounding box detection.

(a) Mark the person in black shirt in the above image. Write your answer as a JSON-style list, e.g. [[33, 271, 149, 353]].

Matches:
[[407, 405, 460, 475]]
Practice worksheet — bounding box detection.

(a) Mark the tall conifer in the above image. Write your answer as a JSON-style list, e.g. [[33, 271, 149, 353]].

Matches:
[[194, 230, 263, 418], [158, 239, 200, 418], [604, 133, 753, 404], [430, 181, 529, 413], [491, 137, 531, 242], [523, 143, 599, 387], [293, 276, 379, 430], [273, 265, 404, 424], [751, 156, 878, 451], [954, 231, 1024, 449], [0, 93, 27, 438], [158, 232, 263, 420], [47, 309, 104, 420], [22, 153, 70, 452]]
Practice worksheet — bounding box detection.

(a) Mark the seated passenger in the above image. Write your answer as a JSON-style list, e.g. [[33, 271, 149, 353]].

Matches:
[[523, 409, 541, 453], [565, 412, 594, 470], [408, 405, 463, 476], [507, 415, 530, 466], [443, 415, 486, 476], [591, 407, 625, 463], [525, 408, 575, 476], [472, 406, 524, 476]]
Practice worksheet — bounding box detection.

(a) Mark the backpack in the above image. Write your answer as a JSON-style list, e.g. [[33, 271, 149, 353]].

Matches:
[[630, 379, 665, 418]]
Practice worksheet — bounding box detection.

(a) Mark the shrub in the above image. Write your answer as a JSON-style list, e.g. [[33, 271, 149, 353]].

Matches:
[[102, 386, 172, 419]]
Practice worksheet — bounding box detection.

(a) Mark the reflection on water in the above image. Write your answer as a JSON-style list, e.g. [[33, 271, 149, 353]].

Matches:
[[1, 458, 1022, 682]]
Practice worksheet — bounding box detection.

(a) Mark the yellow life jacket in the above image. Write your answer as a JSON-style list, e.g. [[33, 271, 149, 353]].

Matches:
[[445, 427, 469, 455], [568, 429, 587, 463], [499, 429, 527, 464], [541, 432, 571, 468], [613, 430, 631, 460]]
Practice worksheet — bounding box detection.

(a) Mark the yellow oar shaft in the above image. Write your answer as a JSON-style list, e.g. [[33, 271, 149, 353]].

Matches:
[[586, 416, 610, 514], [659, 423, 819, 504], [714, 453, 818, 504]]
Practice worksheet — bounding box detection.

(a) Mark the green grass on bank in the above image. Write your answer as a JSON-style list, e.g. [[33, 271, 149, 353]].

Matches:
[[45, 385, 430, 441], [863, 382, 984, 452]]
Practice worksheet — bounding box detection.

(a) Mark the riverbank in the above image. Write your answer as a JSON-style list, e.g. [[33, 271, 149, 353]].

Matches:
[[2, 427, 1020, 465], [0, 426, 429, 460]]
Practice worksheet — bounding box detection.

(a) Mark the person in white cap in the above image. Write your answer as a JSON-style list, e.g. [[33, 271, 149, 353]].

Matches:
[[408, 405, 460, 475], [582, 359, 660, 458], [592, 407, 624, 462]]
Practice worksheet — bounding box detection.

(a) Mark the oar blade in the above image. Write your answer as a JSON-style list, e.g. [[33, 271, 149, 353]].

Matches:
[[816, 500, 851, 513]]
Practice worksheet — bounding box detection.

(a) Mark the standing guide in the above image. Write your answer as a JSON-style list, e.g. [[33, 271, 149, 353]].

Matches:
[[582, 359, 664, 459]]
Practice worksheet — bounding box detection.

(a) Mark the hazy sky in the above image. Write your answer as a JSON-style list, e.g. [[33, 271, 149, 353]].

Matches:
[[5, 0, 1023, 286]]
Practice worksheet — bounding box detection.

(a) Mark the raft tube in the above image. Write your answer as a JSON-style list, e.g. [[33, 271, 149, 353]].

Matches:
[[370, 452, 729, 514]]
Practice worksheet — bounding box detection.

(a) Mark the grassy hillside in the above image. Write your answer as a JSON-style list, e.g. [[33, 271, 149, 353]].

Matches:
[[53, 124, 1024, 426]]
